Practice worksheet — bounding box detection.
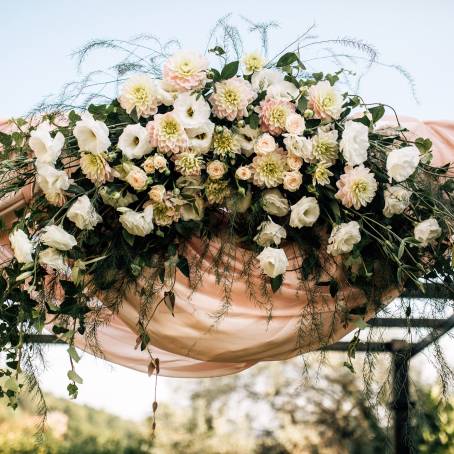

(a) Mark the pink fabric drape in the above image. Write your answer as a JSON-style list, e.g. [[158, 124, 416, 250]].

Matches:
[[1, 117, 453, 378]]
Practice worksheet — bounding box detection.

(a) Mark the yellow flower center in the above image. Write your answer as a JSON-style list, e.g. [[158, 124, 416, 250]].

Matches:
[[322, 94, 334, 109], [352, 179, 369, 195], [162, 118, 179, 138], [222, 88, 240, 108], [269, 106, 287, 127], [245, 56, 262, 73], [177, 60, 195, 76], [214, 130, 235, 155], [133, 86, 149, 105]]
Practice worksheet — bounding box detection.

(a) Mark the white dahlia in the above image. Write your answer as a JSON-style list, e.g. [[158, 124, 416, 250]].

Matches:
[[307, 80, 344, 120], [312, 128, 339, 163], [251, 68, 284, 92], [209, 77, 256, 121], [147, 112, 188, 155], [174, 151, 205, 176], [242, 51, 265, 75], [252, 149, 288, 188]]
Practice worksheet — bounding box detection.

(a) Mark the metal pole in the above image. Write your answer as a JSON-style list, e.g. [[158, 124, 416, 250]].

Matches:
[[391, 340, 411, 454]]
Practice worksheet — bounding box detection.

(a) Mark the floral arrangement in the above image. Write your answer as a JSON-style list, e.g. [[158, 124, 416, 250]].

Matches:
[[1, 43, 454, 410]]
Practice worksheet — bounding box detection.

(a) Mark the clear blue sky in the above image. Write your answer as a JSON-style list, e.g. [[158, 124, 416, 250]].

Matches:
[[1, 1, 453, 420]]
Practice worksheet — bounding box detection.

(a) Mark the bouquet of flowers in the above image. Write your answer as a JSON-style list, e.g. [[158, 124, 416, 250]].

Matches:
[[1, 45, 453, 406]]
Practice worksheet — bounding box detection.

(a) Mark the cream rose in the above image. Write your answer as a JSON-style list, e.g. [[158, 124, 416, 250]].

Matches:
[[142, 156, 155, 173], [206, 160, 226, 180], [41, 225, 76, 251], [340, 120, 369, 166], [414, 218, 441, 247], [261, 189, 289, 217], [287, 153, 303, 171], [148, 185, 166, 203], [283, 171, 303, 192], [327, 221, 361, 256], [289, 196, 320, 228], [9, 229, 34, 263], [153, 154, 168, 172], [383, 185, 412, 218], [235, 166, 252, 181], [126, 166, 148, 191], [67, 195, 102, 230], [254, 133, 277, 155], [257, 247, 288, 278], [285, 113, 305, 135], [118, 205, 154, 237], [386, 146, 420, 182], [254, 219, 287, 247]]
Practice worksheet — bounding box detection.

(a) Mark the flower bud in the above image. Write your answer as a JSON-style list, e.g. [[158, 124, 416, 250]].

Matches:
[[304, 109, 314, 119]]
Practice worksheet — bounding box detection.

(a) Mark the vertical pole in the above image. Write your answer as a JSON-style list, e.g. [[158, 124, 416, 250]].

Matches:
[[392, 340, 411, 454]]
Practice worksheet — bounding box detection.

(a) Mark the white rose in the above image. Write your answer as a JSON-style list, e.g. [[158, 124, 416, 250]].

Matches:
[[383, 185, 412, 218], [73, 112, 111, 154], [67, 195, 102, 230], [207, 160, 226, 180], [36, 162, 71, 205], [327, 221, 361, 256], [126, 166, 148, 191], [251, 68, 284, 92], [118, 205, 154, 237], [285, 113, 305, 135], [414, 218, 441, 247], [289, 197, 320, 228], [257, 247, 288, 278], [267, 80, 299, 101], [173, 92, 211, 129], [254, 219, 287, 247], [38, 248, 68, 273], [29, 121, 64, 165], [340, 120, 369, 166], [118, 124, 151, 160], [9, 229, 33, 263], [283, 171, 303, 192], [41, 225, 77, 251], [254, 133, 277, 155], [261, 189, 289, 217], [386, 146, 420, 182]]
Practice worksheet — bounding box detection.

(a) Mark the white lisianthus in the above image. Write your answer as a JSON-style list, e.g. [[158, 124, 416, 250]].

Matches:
[[73, 112, 111, 154], [307, 80, 344, 120], [186, 121, 214, 154], [251, 68, 284, 92], [236, 125, 259, 157], [414, 218, 442, 247], [257, 247, 288, 278], [29, 121, 64, 165], [285, 113, 305, 135], [9, 229, 33, 263], [41, 225, 77, 251], [383, 185, 412, 218], [36, 162, 71, 206], [173, 92, 211, 129], [340, 121, 369, 166], [254, 219, 287, 247], [261, 189, 289, 217], [289, 196, 320, 228], [254, 133, 277, 155], [386, 146, 420, 182], [118, 124, 151, 160], [327, 221, 361, 256], [38, 248, 68, 273], [267, 81, 299, 101], [242, 51, 265, 75], [118, 205, 154, 237], [67, 195, 102, 230]]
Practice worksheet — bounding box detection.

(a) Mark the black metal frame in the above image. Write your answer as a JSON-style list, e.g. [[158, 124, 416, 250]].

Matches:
[[27, 304, 454, 453]]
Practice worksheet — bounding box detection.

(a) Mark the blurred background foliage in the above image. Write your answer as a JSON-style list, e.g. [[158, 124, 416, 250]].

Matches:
[[0, 361, 453, 453]]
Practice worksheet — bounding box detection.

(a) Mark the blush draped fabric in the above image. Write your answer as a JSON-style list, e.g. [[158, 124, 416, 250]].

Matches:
[[1, 117, 453, 378]]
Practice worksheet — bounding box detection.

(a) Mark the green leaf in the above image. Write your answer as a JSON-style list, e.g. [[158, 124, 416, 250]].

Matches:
[[271, 274, 283, 293], [164, 291, 175, 316], [297, 96, 308, 113], [276, 52, 298, 67], [414, 137, 432, 153], [177, 257, 190, 278], [208, 46, 225, 56], [67, 383, 78, 398], [68, 110, 81, 125], [221, 61, 239, 79], [248, 112, 259, 129], [122, 230, 135, 246], [67, 370, 83, 384], [67, 346, 81, 363], [368, 105, 385, 123]]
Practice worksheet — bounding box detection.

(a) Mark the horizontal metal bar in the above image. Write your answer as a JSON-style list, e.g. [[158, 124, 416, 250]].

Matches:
[[25, 334, 65, 344], [401, 283, 453, 300], [367, 318, 449, 328]]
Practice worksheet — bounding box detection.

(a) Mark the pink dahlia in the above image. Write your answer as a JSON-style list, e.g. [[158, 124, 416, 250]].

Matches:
[[163, 50, 209, 92], [209, 77, 256, 121], [147, 112, 188, 155], [335, 164, 378, 210], [259, 98, 296, 136]]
